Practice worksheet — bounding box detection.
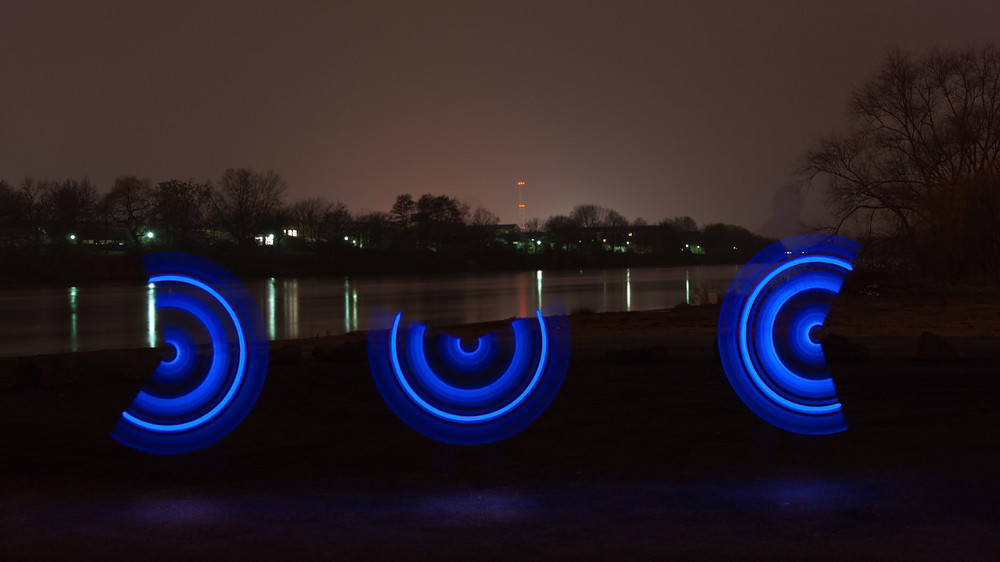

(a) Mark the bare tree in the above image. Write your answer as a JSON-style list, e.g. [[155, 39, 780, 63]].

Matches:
[[16, 178, 47, 251], [570, 204, 602, 228], [544, 214, 579, 249], [656, 216, 699, 256], [291, 197, 333, 243], [470, 206, 501, 226], [605, 209, 629, 228], [355, 211, 390, 251], [153, 178, 213, 250], [661, 215, 698, 233], [802, 45, 1000, 279], [321, 200, 351, 244], [102, 176, 154, 250], [213, 168, 288, 248], [414, 194, 470, 250], [42, 178, 98, 244], [415, 194, 469, 225], [0, 180, 25, 247], [570, 203, 629, 227], [290, 197, 350, 246], [390, 193, 416, 223]]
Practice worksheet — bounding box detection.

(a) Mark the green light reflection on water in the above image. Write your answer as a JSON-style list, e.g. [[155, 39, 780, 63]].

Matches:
[[536, 270, 543, 310], [626, 268, 631, 311], [267, 277, 276, 340], [147, 282, 157, 348], [69, 286, 78, 352]]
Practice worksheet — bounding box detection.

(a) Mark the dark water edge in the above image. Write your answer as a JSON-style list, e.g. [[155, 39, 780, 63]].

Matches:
[[0, 253, 147, 287], [0, 249, 737, 286]]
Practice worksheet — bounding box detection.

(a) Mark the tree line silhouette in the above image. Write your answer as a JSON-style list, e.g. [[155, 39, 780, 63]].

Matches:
[[9, 44, 994, 282], [0, 169, 773, 281]]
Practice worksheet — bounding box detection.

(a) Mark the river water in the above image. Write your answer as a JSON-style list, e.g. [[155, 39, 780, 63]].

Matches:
[[0, 265, 738, 358]]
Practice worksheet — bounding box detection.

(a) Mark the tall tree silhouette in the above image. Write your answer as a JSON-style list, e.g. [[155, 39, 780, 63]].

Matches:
[[213, 168, 287, 248], [803, 45, 1000, 279]]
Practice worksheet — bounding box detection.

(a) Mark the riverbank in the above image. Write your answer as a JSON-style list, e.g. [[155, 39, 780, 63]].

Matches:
[[1, 291, 998, 559]]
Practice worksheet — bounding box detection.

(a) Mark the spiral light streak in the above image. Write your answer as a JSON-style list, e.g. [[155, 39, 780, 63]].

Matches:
[[112, 254, 269, 454], [368, 304, 570, 445], [718, 234, 859, 435]]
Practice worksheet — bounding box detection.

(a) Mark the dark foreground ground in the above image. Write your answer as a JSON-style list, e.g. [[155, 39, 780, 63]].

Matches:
[[2, 290, 999, 560]]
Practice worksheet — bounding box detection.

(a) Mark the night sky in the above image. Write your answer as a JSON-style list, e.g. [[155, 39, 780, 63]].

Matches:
[[2, 1, 997, 234]]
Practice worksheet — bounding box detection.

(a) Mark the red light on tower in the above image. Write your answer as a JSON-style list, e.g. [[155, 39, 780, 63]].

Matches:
[[516, 181, 527, 230]]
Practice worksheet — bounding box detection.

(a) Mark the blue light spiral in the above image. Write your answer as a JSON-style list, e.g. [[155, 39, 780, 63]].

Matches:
[[368, 304, 570, 445], [717, 234, 859, 435], [112, 254, 269, 454]]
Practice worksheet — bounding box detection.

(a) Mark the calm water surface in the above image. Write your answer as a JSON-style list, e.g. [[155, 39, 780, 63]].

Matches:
[[0, 266, 737, 357]]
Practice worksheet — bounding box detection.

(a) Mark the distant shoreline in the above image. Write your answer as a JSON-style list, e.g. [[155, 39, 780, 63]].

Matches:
[[0, 249, 751, 287]]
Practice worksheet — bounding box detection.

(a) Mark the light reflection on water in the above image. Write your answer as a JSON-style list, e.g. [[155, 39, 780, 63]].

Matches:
[[147, 283, 156, 349], [626, 269, 631, 311], [69, 286, 78, 353], [537, 270, 543, 311], [0, 265, 736, 357], [284, 278, 299, 340]]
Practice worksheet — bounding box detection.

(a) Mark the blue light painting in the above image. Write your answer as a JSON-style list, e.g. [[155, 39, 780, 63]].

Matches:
[[368, 304, 570, 445], [717, 234, 859, 435], [112, 254, 269, 454]]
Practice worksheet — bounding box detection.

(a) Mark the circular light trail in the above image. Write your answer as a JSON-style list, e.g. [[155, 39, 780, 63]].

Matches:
[[717, 234, 859, 435], [368, 305, 570, 445], [112, 253, 269, 454]]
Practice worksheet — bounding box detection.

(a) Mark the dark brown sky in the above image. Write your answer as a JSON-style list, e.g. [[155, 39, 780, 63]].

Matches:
[[2, 1, 997, 232]]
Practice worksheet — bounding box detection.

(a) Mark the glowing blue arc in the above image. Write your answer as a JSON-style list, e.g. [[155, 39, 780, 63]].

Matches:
[[787, 307, 828, 366], [738, 255, 852, 415], [388, 310, 550, 424], [161, 340, 181, 367], [154, 331, 194, 381], [409, 322, 531, 407], [753, 274, 840, 397], [121, 273, 248, 433], [131, 296, 231, 417], [442, 334, 492, 367]]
